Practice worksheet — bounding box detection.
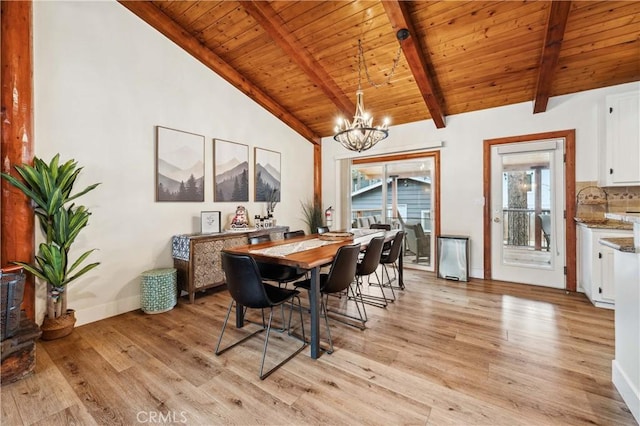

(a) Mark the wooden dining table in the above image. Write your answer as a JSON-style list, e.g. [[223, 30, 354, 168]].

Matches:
[[223, 228, 402, 359]]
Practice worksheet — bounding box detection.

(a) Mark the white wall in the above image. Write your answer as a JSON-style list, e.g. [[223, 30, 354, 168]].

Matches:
[[33, 1, 314, 325], [322, 81, 640, 279], [31, 0, 639, 321]]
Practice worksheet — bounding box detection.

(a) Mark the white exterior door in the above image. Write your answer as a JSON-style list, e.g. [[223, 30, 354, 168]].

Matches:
[[490, 139, 566, 288]]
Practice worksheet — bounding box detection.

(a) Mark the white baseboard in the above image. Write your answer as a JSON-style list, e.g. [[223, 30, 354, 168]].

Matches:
[[593, 300, 615, 310], [74, 295, 141, 326], [470, 267, 483, 279], [612, 359, 640, 424]]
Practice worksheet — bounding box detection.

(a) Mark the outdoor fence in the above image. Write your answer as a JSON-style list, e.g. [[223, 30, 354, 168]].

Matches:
[[502, 208, 550, 249]]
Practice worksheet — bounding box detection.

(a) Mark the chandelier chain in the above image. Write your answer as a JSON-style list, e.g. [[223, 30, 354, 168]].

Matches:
[[358, 39, 403, 89], [333, 35, 404, 152]]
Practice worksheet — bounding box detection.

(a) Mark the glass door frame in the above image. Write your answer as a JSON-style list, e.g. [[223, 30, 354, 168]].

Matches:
[[351, 151, 441, 271], [483, 130, 577, 291], [490, 140, 565, 288]]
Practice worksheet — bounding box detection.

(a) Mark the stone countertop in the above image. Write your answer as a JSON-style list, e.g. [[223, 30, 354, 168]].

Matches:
[[605, 212, 640, 224], [574, 218, 633, 230], [600, 237, 636, 253], [605, 213, 640, 250]]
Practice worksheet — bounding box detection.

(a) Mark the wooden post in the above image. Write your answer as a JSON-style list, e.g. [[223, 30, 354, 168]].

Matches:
[[1, 0, 36, 320], [313, 143, 322, 216]]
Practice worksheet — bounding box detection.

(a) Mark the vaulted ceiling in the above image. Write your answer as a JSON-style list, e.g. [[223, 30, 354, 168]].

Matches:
[[119, 1, 640, 144]]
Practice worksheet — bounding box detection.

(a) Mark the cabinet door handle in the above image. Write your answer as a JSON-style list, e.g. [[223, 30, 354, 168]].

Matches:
[[598, 252, 602, 259], [609, 168, 614, 175]]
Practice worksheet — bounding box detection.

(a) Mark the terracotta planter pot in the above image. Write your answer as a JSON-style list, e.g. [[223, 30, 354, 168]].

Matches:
[[40, 309, 76, 340]]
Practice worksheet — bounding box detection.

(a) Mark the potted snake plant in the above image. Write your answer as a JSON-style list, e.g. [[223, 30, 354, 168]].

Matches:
[[1, 154, 100, 339]]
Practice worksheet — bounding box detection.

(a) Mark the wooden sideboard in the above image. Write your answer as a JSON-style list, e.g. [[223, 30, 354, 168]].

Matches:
[[172, 226, 288, 303]]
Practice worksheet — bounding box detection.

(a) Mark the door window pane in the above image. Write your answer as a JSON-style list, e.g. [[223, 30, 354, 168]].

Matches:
[[500, 151, 552, 268]]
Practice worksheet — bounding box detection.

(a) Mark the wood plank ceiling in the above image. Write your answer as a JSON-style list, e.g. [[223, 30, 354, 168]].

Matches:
[[119, 1, 640, 144]]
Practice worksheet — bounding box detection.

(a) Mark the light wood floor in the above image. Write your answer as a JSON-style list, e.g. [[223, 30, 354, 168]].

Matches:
[[2, 270, 636, 425]]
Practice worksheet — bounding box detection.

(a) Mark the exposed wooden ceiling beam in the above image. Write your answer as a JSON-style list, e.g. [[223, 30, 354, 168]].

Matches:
[[382, 0, 446, 129], [117, 1, 320, 145], [241, 1, 354, 119], [533, 1, 571, 114]]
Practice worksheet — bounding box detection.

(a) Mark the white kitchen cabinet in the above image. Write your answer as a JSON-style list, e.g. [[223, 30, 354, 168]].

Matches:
[[577, 224, 632, 308], [599, 243, 616, 303], [600, 91, 640, 186], [612, 248, 640, 424]]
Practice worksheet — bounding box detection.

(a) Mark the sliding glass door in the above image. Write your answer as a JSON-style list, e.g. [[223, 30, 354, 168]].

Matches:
[[350, 155, 437, 271]]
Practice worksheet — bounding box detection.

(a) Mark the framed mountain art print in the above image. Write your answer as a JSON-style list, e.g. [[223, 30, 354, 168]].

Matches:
[[254, 147, 281, 203], [155, 126, 204, 202], [214, 139, 249, 202]]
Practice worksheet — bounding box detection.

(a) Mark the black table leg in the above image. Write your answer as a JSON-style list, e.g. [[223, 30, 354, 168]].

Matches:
[[309, 266, 321, 359]]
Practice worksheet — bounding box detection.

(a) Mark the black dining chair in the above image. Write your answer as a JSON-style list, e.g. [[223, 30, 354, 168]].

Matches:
[[370, 223, 392, 251], [294, 243, 361, 353], [216, 252, 306, 380], [251, 232, 307, 288], [284, 230, 305, 239], [374, 231, 406, 294], [324, 238, 385, 330], [248, 234, 271, 245], [353, 236, 388, 310], [370, 223, 391, 231]]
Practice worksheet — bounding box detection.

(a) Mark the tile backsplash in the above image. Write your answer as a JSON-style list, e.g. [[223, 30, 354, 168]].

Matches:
[[576, 181, 640, 219], [604, 185, 640, 213]]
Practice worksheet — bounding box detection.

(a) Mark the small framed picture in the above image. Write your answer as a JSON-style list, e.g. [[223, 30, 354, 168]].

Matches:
[[201, 211, 221, 234]]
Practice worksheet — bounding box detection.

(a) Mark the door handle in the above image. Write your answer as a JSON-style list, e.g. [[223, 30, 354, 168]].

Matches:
[[493, 217, 501, 223]]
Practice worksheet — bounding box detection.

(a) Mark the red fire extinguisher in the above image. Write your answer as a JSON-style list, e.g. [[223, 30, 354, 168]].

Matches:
[[325, 206, 333, 229]]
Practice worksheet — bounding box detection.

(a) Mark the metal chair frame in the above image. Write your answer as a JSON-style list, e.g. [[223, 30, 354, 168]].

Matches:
[[325, 279, 368, 330], [215, 252, 307, 380], [294, 244, 361, 353], [351, 236, 390, 309], [369, 231, 406, 292]]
